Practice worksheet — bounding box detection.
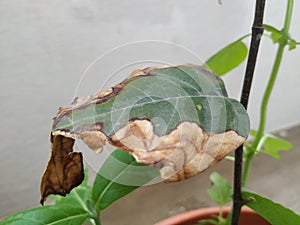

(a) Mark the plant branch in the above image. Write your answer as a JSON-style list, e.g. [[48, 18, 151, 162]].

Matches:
[[231, 1, 266, 225]]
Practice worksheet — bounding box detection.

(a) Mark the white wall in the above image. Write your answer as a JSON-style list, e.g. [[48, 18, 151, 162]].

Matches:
[[0, 0, 299, 217]]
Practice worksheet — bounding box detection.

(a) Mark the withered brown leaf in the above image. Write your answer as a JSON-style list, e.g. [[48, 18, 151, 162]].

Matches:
[[40, 133, 84, 205]]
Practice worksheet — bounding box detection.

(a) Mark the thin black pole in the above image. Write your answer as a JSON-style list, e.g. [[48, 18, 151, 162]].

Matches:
[[231, 1, 266, 225]]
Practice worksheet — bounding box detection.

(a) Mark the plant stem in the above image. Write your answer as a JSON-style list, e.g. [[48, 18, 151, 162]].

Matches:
[[87, 200, 102, 225], [242, 0, 294, 187], [283, 0, 294, 33], [94, 215, 101, 225], [242, 46, 284, 186], [231, 1, 266, 225]]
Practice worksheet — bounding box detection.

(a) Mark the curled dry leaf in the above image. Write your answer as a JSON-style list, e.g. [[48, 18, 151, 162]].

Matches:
[[41, 64, 249, 201], [40, 134, 84, 205]]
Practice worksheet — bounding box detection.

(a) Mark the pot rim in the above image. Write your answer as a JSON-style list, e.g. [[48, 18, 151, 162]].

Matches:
[[154, 206, 257, 225]]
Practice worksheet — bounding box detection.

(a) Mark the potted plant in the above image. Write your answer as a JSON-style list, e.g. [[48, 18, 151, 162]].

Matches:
[[1, 0, 299, 225]]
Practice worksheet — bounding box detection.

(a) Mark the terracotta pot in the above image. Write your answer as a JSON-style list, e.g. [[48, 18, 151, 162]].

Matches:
[[155, 206, 270, 225]]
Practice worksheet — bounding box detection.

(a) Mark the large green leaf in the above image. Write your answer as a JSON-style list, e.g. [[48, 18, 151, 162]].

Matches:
[[51, 64, 249, 185], [243, 191, 300, 225], [92, 149, 159, 211], [53, 64, 249, 138], [0, 206, 89, 225], [205, 39, 248, 76]]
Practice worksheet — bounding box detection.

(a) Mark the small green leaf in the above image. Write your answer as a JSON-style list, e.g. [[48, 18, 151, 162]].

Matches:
[[0, 206, 89, 225], [271, 32, 282, 44], [249, 129, 257, 137], [207, 172, 232, 207], [289, 39, 297, 50], [263, 24, 282, 44], [262, 136, 293, 159], [92, 149, 159, 212], [197, 212, 228, 225], [205, 39, 248, 76], [263, 24, 298, 48], [198, 218, 220, 225], [251, 130, 293, 159], [243, 191, 300, 225]]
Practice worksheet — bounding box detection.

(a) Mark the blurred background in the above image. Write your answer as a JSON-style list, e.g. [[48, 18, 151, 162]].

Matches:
[[0, 0, 299, 224]]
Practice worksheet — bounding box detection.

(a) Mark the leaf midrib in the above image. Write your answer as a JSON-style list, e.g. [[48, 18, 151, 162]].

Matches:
[[94, 160, 138, 211], [59, 94, 228, 130]]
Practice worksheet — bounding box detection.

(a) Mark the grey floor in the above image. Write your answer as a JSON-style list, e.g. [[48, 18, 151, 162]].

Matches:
[[99, 124, 300, 225]]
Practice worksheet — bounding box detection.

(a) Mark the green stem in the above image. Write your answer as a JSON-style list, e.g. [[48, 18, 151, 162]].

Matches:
[[283, 0, 294, 33], [242, 45, 284, 186], [242, 0, 294, 187], [87, 200, 102, 225], [93, 215, 101, 225]]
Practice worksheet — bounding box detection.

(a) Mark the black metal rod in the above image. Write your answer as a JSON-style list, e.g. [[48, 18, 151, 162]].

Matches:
[[231, 1, 266, 224]]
